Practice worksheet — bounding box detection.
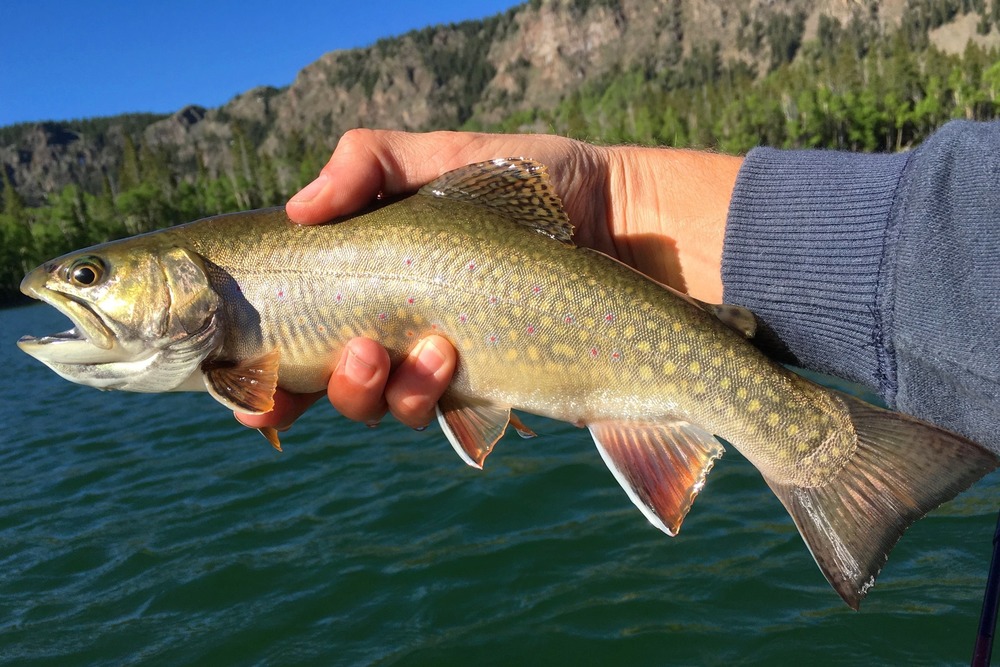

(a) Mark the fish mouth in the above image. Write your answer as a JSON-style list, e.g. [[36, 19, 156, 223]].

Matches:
[[18, 278, 117, 364]]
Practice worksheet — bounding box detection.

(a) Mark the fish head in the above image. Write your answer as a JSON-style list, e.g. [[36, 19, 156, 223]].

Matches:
[[18, 239, 223, 393]]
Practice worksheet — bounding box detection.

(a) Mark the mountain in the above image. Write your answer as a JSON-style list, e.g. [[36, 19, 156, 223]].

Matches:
[[3, 0, 998, 208]]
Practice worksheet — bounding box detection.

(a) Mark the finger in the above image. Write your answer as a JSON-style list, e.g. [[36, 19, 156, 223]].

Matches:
[[285, 129, 599, 225], [385, 335, 457, 429], [235, 388, 324, 431], [327, 337, 391, 424]]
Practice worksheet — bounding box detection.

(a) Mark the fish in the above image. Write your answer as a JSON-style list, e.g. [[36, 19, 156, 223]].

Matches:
[[17, 158, 999, 609]]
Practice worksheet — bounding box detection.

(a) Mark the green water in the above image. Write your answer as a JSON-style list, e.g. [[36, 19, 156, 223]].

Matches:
[[3, 303, 998, 666]]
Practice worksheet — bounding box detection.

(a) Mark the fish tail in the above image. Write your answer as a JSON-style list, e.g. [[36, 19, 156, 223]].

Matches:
[[763, 393, 998, 609]]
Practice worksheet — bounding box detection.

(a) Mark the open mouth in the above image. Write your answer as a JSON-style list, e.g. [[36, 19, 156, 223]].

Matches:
[[18, 281, 117, 364]]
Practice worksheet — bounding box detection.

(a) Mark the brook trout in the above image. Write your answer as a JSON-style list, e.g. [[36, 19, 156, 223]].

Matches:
[[18, 159, 998, 609]]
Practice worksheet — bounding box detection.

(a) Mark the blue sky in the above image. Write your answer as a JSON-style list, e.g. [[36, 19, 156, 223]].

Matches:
[[0, 0, 524, 127]]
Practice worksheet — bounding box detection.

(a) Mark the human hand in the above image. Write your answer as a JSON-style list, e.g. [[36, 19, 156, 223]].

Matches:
[[237, 129, 742, 435]]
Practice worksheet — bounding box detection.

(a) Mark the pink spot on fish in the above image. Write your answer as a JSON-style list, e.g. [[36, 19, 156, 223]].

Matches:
[[335, 293, 343, 303], [590, 347, 599, 358], [526, 325, 536, 335], [486, 334, 499, 345], [564, 315, 574, 324], [532, 285, 542, 294], [467, 261, 476, 271], [605, 313, 615, 323], [378, 313, 388, 321], [276, 288, 286, 300], [407, 296, 415, 304], [488, 296, 498, 305], [459, 314, 468, 324], [404, 257, 413, 267], [610, 351, 622, 361]]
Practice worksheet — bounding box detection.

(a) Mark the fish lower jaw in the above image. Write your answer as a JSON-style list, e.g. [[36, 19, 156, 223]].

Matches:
[[17, 329, 129, 365]]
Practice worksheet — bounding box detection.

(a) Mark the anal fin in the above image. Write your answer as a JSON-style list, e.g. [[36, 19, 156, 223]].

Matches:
[[203, 349, 280, 414], [589, 420, 724, 536], [436, 392, 512, 469]]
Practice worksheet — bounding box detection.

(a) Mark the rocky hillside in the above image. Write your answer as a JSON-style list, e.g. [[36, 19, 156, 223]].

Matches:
[[1, 0, 998, 207]]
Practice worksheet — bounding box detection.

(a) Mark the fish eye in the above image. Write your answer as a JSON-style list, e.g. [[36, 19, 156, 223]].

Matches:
[[67, 257, 107, 287]]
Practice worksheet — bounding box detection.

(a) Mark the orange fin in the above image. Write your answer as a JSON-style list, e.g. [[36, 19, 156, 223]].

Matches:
[[419, 159, 574, 244], [436, 393, 512, 469], [257, 427, 283, 452], [509, 412, 537, 439], [202, 349, 280, 414], [589, 420, 724, 536]]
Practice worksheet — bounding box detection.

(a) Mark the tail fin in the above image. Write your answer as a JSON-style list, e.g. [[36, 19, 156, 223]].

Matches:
[[764, 394, 998, 609]]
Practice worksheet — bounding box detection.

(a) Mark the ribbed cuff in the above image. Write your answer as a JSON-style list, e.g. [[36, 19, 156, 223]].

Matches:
[[722, 147, 911, 394]]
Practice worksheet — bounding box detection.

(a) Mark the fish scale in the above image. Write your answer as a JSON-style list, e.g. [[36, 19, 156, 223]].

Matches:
[[17, 158, 999, 610]]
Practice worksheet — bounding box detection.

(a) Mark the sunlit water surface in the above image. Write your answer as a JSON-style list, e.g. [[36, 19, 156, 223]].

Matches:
[[2, 303, 998, 666]]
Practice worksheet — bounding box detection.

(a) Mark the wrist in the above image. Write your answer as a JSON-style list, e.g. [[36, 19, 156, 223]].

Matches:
[[604, 146, 741, 302]]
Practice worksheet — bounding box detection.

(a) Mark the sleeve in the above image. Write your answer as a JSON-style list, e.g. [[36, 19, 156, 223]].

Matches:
[[721, 120, 1000, 451]]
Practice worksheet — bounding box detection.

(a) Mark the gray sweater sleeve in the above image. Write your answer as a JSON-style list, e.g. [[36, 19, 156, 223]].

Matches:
[[722, 120, 1000, 451]]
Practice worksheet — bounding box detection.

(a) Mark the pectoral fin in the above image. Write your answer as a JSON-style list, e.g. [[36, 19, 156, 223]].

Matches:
[[436, 393, 514, 469], [202, 349, 281, 414], [589, 419, 724, 536]]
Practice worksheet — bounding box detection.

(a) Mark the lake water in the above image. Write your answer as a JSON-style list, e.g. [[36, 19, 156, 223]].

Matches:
[[3, 302, 999, 666]]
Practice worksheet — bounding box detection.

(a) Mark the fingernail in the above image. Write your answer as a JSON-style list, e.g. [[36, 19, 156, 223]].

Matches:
[[290, 174, 330, 203], [414, 424, 429, 432], [345, 347, 378, 384], [412, 338, 446, 377], [366, 420, 380, 429]]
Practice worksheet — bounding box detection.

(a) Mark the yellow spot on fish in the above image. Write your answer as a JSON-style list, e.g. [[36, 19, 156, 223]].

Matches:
[[786, 424, 800, 436], [528, 347, 540, 361], [798, 442, 810, 452], [677, 343, 690, 355], [748, 399, 761, 412], [672, 322, 683, 333], [663, 361, 677, 375], [658, 341, 670, 353], [504, 349, 518, 362], [553, 343, 575, 358], [637, 341, 651, 353], [639, 366, 653, 381], [767, 413, 780, 427], [720, 377, 732, 389], [689, 361, 701, 374], [624, 325, 636, 339], [693, 381, 707, 394], [736, 388, 748, 399]]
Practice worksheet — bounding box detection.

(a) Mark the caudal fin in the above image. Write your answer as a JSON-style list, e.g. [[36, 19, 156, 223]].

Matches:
[[764, 394, 998, 609]]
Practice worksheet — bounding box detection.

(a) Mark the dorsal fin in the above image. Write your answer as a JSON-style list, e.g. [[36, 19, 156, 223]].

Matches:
[[418, 158, 574, 245]]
